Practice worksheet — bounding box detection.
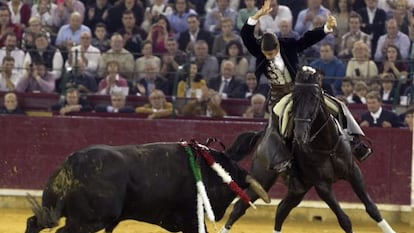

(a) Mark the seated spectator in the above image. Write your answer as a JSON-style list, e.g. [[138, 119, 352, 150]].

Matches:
[[192, 40, 219, 82], [59, 58, 98, 94], [354, 80, 369, 104], [294, 0, 330, 36], [146, 15, 173, 55], [167, 0, 198, 34], [65, 31, 101, 78], [177, 61, 207, 98], [97, 60, 129, 95], [15, 61, 55, 93], [276, 19, 299, 39], [339, 77, 362, 104], [0, 33, 26, 77], [0, 6, 22, 47], [360, 91, 404, 128], [379, 44, 408, 75], [52, 0, 85, 28], [379, 73, 398, 105], [374, 18, 410, 62], [104, 0, 144, 34], [208, 60, 244, 99], [134, 40, 161, 80], [211, 17, 241, 62], [242, 93, 268, 118], [160, 37, 187, 90], [55, 12, 91, 49], [91, 23, 110, 52], [134, 61, 169, 96], [309, 43, 345, 96], [0, 56, 21, 91], [181, 87, 227, 117], [51, 87, 92, 115], [346, 40, 378, 82], [0, 92, 25, 115], [141, 0, 173, 33], [135, 89, 174, 119], [21, 16, 51, 52], [235, 0, 258, 32], [177, 14, 214, 53], [95, 91, 134, 113], [239, 71, 269, 99], [98, 33, 135, 81], [7, 0, 31, 30], [83, 0, 112, 32], [224, 40, 249, 78], [379, 44, 409, 92], [367, 78, 382, 93], [402, 107, 414, 131], [257, 0, 292, 34], [118, 10, 145, 59], [31, 0, 58, 34], [24, 32, 64, 80], [338, 12, 371, 60], [203, 0, 237, 35]]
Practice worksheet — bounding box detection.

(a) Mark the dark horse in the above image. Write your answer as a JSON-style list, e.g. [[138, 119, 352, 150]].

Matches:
[[220, 68, 396, 233]]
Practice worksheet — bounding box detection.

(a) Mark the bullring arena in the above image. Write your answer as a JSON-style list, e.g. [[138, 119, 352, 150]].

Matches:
[[1, 95, 414, 232]]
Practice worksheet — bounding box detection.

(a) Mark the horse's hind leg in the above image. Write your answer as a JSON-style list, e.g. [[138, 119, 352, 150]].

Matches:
[[220, 159, 279, 233], [274, 184, 310, 232], [315, 183, 353, 233], [347, 165, 396, 233]]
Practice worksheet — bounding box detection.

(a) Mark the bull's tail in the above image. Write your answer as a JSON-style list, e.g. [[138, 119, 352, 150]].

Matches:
[[226, 130, 264, 161], [26, 194, 61, 231]]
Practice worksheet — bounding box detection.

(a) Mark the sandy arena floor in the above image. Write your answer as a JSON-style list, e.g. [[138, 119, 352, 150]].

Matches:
[[2, 208, 413, 233]]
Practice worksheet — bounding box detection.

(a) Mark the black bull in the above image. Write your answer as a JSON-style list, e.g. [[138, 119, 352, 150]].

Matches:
[[25, 141, 269, 233]]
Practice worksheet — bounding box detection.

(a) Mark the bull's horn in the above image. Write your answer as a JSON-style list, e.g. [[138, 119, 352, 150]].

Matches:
[[245, 175, 270, 203]]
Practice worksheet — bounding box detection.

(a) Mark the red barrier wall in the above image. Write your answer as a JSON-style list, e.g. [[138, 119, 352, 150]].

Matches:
[[0, 115, 411, 205]]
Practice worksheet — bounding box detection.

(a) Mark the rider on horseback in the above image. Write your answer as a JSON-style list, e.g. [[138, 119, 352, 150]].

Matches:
[[240, 0, 372, 169]]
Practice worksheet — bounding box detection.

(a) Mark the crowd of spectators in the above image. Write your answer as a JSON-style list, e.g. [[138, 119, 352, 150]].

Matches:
[[1, 0, 414, 128]]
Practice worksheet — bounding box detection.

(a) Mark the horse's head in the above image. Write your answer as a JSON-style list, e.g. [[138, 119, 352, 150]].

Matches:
[[292, 66, 323, 145]]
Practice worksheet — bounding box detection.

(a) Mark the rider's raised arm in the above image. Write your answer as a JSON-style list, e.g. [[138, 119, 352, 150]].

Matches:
[[240, 0, 273, 57]]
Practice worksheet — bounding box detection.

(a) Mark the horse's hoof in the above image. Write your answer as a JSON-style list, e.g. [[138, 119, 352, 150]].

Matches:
[[218, 226, 231, 233]]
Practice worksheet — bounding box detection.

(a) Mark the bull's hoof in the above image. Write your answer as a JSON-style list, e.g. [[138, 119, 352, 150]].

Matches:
[[272, 160, 291, 173]]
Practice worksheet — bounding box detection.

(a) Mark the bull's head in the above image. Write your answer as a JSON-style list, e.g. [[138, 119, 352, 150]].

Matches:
[[200, 149, 269, 220]]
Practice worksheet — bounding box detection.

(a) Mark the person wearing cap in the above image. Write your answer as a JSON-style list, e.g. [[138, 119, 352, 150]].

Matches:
[[240, 0, 372, 166]]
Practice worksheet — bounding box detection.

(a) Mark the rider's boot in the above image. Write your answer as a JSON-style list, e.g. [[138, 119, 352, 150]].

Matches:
[[350, 134, 373, 162], [337, 99, 373, 162]]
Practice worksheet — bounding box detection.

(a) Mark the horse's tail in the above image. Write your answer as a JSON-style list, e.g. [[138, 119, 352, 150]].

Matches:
[[26, 193, 62, 232], [226, 130, 264, 161]]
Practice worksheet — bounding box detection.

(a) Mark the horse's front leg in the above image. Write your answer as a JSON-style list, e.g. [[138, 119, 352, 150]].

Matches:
[[274, 180, 311, 233], [347, 164, 396, 233], [220, 155, 279, 233], [314, 183, 353, 233]]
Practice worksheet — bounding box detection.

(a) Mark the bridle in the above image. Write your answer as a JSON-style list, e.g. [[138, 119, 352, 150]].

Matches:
[[293, 82, 328, 144], [293, 81, 341, 156]]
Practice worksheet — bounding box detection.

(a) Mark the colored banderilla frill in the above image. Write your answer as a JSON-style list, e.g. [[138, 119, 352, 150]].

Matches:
[[181, 140, 255, 233]]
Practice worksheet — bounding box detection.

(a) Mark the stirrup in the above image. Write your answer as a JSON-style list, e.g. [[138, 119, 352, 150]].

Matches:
[[351, 138, 373, 162]]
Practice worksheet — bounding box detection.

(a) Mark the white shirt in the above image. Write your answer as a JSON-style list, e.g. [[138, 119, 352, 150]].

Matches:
[[273, 53, 285, 71], [0, 48, 26, 76], [259, 5, 292, 33], [370, 107, 383, 124], [367, 7, 377, 24], [65, 45, 101, 76]]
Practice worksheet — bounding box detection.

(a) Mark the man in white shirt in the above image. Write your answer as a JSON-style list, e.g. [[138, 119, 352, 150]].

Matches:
[[0, 33, 25, 76], [258, 0, 292, 33], [65, 31, 101, 77]]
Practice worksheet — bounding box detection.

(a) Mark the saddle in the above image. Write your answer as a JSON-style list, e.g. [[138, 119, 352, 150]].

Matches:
[[272, 93, 343, 139]]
